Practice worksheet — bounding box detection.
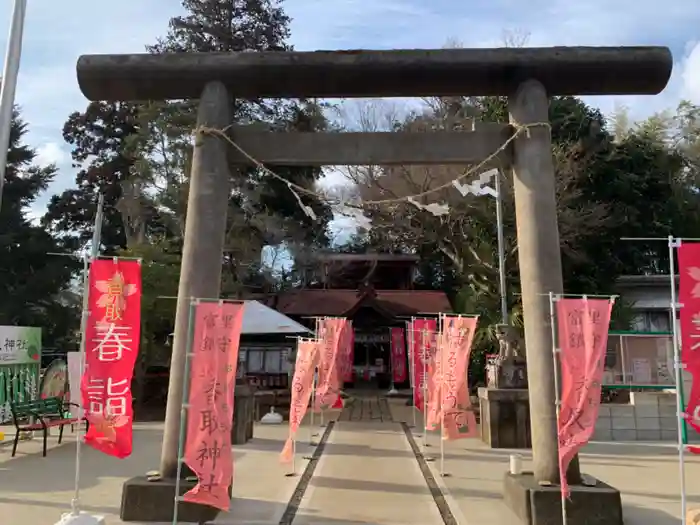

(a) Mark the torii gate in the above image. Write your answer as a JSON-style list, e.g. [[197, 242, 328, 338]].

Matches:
[[76, 46, 671, 524]]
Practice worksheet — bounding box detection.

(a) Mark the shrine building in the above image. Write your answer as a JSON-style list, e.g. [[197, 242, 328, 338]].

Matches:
[[260, 253, 452, 390]]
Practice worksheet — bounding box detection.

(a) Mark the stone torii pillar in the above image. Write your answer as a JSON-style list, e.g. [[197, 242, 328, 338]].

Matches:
[[75, 46, 671, 524]]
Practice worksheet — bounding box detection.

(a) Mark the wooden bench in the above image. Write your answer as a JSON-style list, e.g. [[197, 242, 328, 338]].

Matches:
[[10, 397, 87, 457]]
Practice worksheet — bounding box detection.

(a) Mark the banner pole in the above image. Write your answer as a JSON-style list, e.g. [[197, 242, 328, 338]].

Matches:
[[408, 320, 417, 429], [439, 314, 445, 477], [70, 253, 90, 516], [548, 292, 567, 525], [309, 370, 317, 445], [422, 327, 429, 452], [668, 236, 687, 524], [319, 318, 326, 428], [290, 438, 296, 477], [172, 299, 197, 525]]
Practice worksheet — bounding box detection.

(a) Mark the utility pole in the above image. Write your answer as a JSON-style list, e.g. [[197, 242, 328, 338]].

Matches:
[[0, 0, 27, 211]]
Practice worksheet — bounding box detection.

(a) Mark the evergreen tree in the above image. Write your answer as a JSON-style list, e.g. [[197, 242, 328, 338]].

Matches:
[[1, 109, 80, 348]]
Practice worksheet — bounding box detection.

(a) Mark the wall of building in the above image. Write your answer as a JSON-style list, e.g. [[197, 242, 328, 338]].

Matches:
[[592, 392, 699, 443]]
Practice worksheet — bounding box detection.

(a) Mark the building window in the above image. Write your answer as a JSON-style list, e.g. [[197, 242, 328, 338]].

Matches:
[[631, 311, 671, 333]]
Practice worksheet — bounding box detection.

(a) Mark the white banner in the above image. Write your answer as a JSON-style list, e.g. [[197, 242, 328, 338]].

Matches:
[[67, 351, 83, 418]]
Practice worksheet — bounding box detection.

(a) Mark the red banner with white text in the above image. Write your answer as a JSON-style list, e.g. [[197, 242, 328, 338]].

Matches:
[[409, 318, 437, 411], [390, 327, 407, 383], [556, 297, 612, 498], [314, 317, 347, 410], [678, 242, 700, 435], [183, 302, 244, 511], [81, 259, 141, 458]]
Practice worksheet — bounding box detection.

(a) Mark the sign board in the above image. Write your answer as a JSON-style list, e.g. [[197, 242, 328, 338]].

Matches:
[[40, 358, 68, 399], [0, 326, 41, 364], [0, 326, 41, 423]]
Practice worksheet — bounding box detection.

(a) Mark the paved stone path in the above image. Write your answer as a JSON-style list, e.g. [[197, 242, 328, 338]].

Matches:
[[337, 395, 392, 422], [292, 418, 444, 525]]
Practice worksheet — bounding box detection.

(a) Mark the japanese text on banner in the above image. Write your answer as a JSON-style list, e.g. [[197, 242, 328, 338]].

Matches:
[[390, 327, 407, 383], [409, 318, 437, 411], [183, 302, 244, 511], [81, 259, 141, 458], [281, 339, 319, 462], [314, 318, 347, 410], [556, 298, 612, 498], [678, 243, 700, 436], [440, 316, 478, 440]]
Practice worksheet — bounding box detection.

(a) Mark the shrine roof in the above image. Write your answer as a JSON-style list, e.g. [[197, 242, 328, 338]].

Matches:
[[264, 289, 452, 317]]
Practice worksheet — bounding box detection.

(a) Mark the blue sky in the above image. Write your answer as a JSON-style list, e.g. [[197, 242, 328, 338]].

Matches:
[[1, 0, 700, 223]]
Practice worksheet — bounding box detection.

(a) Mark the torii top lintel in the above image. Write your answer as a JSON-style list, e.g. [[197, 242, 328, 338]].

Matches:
[[76, 46, 672, 102]]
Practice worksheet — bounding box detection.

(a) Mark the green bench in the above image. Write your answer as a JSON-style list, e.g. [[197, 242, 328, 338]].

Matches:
[[10, 397, 88, 457]]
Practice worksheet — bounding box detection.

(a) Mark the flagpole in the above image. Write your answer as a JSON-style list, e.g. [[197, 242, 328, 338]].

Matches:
[[408, 320, 417, 428], [0, 0, 27, 212], [58, 189, 107, 525], [439, 314, 446, 477], [90, 194, 104, 259], [495, 170, 508, 324], [70, 254, 90, 517], [668, 236, 687, 524], [548, 292, 567, 525]]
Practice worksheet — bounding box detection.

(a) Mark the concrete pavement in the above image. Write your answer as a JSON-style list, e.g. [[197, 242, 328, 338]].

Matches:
[[292, 420, 444, 525], [388, 398, 700, 525], [2, 396, 700, 524]]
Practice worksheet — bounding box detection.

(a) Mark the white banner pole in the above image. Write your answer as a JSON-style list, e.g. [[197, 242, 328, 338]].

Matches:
[[439, 314, 446, 477], [408, 319, 417, 428], [548, 292, 567, 525], [668, 235, 687, 524]]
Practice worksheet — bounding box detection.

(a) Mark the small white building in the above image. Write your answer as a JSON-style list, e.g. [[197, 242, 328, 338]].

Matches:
[[615, 274, 676, 332]]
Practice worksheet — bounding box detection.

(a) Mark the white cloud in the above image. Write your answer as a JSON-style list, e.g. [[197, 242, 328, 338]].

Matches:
[[681, 41, 700, 101], [35, 142, 67, 166]]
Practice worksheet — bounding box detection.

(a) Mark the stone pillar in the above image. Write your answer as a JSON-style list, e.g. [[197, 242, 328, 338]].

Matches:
[[159, 81, 232, 478], [508, 79, 578, 484]]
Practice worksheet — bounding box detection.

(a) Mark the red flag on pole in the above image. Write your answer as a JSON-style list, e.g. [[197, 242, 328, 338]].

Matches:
[[390, 327, 407, 383], [556, 297, 612, 497], [81, 259, 141, 458], [409, 319, 437, 411], [678, 242, 700, 435], [183, 301, 244, 511], [315, 318, 347, 410], [281, 339, 319, 462], [439, 316, 479, 440]]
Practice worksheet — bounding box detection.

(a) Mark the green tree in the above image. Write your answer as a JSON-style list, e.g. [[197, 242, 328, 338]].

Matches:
[[0, 109, 80, 348], [348, 96, 699, 382]]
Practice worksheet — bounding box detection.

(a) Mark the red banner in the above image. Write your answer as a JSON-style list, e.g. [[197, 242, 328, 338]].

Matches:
[[390, 327, 407, 383], [679, 242, 700, 435], [81, 259, 141, 458], [314, 317, 347, 410], [183, 301, 244, 511], [439, 316, 479, 440], [339, 321, 354, 383], [409, 318, 437, 411], [556, 298, 612, 497], [281, 339, 319, 462]]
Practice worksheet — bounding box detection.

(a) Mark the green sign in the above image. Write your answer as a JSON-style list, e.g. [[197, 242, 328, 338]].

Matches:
[[0, 326, 41, 422]]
